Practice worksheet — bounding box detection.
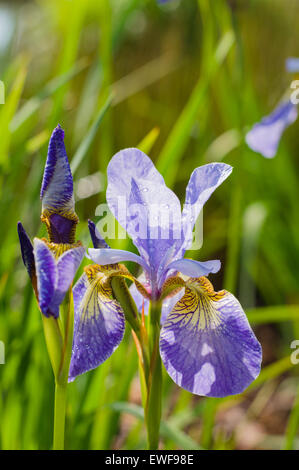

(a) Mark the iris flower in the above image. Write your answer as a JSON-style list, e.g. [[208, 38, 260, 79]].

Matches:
[[246, 58, 299, 158], [18, 125, 85, 318], [70, 148, 262, 397]]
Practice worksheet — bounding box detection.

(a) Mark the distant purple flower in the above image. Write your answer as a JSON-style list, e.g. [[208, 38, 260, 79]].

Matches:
[[286, 57, 299, 73], [18, 126, 85, 318], [70, 149, 262, 397], [246, 57, 299, 158], [245, 101, 298, 158]]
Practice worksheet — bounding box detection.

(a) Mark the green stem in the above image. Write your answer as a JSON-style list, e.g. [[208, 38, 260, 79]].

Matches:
[[111, 277, 141, 333], [145, 301, 163, 450], [53, 382, 67, 450]]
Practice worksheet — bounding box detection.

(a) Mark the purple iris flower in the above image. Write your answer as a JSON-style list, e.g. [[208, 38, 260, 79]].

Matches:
[[245, 101, 298, 158], [18, 125, 85, 318], [246, 57, 299, 158], [70, 148, 262, 397]]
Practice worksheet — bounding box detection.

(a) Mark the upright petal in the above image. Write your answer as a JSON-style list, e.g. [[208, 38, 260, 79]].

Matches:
[[160, 277, 262, 397], [33, 238, 57, 317], [69, 265, 125, 381], [179, 163, 232, 255], [17, 222, 35, 282], [40, 125, 78, 243], [106, 148, 181, 274], [48, 245, 85, 317], [245, 101, 298, 159], [88, 219, 110, 249]]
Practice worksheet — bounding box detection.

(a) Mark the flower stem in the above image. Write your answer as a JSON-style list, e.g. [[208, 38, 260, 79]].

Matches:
[[145, 301, 162, 450], [53, 382, 67, 450]]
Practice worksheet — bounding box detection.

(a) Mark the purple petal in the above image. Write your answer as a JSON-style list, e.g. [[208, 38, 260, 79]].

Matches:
[[165, 258, 221, 278], [48, 245, 85, 317], [33, 238, 57, 317], [17, 222, 35, 281], [286, 57, 299, 73], [129, 274, 185, 325], [48, 213, 76, 244], [88, 219, 110, 249], [106, 148, 181, 274], [69, 269, 125, 381], [179, 163, 232, 255], [161, 289, 185, 325], [129, 273, 150, 315], [40, 125, 74, 213], [246, 101, 298, 158], [160, 281, 262, 397], [88, 248, 148, 272]]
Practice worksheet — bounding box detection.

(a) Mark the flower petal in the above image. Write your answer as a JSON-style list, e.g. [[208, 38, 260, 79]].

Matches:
[[129, 278, 185, 325], [106, 148, 181, 273], [17, 222, 35, 282], [69, 265, 125, 381], [48, 245, 85, 317], [40, 125, 79, 244], [129, 272, 151, 315], [180, 163, 232, 254], [41, 125, 74, 213], [33, 238, 57, 317], [160, 277, 262, 397], [165, 258, 221, 278], [88, 219, 110, 249], [245, 101, 298, 159], [286, 57, 299, 73], [88, 248, 148, 272], [161, 289, 185, 325]]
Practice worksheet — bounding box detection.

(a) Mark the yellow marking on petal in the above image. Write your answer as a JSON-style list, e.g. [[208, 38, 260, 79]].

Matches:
[[84, 262, 151, 300], [43, 239, 83, 259], [164, 276, 227, 332], [79, 266, 117, 325], [188, 277, 227, 301], [160, 275, 185, 300]]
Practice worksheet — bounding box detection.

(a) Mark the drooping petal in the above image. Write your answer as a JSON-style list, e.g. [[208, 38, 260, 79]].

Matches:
[[286, 57, 299, 73], [40, 125, 78, 243], [160, 277, 262, 397], [88, 219, 110, 249], [179, 163, 232, 255], [33, 238, 57, 317], [106, 148, 181, 273], [165, 258, 221, 278], [88, 248, 148, 272], [69, 265, 125, 381], [245, 101, 298, 159], [17, 222, 35, 282], [48, 245, 85, 317]]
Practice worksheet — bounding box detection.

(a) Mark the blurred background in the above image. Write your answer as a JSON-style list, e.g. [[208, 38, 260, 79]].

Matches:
[[1, 0, 299, 450]]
